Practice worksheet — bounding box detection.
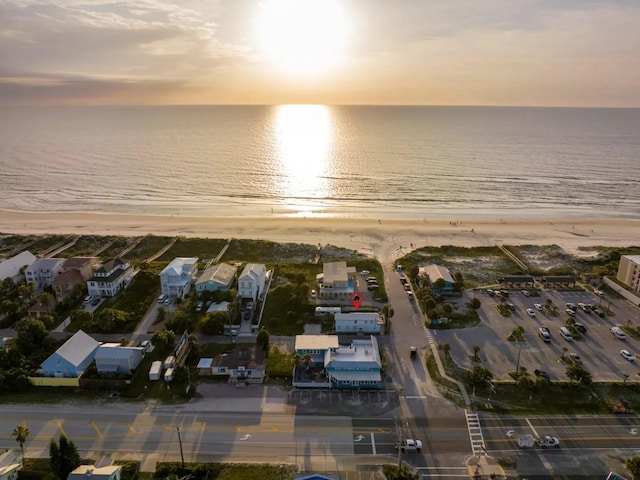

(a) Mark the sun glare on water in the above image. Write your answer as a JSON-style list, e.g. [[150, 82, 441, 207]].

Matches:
[[256, 0, 350, 75]]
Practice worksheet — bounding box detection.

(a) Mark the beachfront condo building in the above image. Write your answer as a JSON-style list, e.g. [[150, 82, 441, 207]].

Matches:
[[617, 255, 640, 294], [317, 261, 356, 299]]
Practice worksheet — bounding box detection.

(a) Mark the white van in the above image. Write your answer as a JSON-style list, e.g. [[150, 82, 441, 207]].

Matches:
[[611, 326, 627, 340], [559, 327, 573, 341]]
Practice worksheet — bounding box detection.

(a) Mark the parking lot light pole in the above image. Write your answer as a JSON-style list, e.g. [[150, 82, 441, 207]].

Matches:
[[175, 425, 185, 468], [514, 341, 522, 377]]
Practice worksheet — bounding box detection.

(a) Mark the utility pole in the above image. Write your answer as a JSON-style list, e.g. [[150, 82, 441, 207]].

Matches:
[[175, 425, 185, 468]]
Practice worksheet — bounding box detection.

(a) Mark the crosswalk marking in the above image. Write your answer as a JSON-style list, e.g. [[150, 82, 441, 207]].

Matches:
[[464, 410, 486, 456]]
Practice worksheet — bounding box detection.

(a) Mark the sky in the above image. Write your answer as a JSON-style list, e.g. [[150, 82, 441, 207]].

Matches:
[[0, 0, 639, 107]]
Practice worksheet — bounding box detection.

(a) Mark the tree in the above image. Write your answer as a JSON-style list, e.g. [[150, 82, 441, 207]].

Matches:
[[433, 278, 446, 290], [201, 311, 226, 335], [50, 434, 81, 480], [566, 362, 592, 386], [301, 353, 313, 371], [627, 456, 640, 480], [152, 330, 176, 353], [469, 298, 481, 310], [12, 424, 30, 456], [70, 309, 93, 328], [442, 303, 453, 314], [472, 346, 481, 362], [38, 292, 56, 314], [465, 365, 493, 390], [257, 329, 270, 353], [14, 318, 52, 354]]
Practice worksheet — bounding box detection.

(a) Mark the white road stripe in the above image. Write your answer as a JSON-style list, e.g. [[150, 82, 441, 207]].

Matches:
[[370, 432, 376, 455], [526, 418, 539, 437]]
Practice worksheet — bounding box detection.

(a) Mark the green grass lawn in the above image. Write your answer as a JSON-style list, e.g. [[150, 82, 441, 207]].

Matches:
[[157, 238, 228, 262], [126, 235, 174, 261], [63, 235, 118, 257], [155, 462, 295, 480]]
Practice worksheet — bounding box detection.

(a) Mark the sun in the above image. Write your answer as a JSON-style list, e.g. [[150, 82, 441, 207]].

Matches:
[[256, 0, 349, 75]]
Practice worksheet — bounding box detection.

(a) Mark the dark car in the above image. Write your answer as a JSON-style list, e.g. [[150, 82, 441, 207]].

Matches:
[[534, 369, 550, 380], [574, 323, 587, 333], [367, 284, 378, 291], [91, 297, 101, 306]]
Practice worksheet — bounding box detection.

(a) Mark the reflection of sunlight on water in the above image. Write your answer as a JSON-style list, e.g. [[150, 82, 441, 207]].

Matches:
[[274, 104, 333, 215]]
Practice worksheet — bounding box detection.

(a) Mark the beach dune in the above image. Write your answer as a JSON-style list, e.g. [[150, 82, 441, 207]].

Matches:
[[1, 210, 638, 261]]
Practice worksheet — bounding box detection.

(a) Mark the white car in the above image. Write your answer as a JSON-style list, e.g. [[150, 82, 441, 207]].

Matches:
[[522, 290, 530, 296], [621, 350, 635, 362], [538, 327, 551, 342], [83, 295, 93, 303], [595, 290, 605, 296], [534, 303, 543, 310], [526, 308, 536, 317], [360, 270, 370, 276], [565, 308, 576, 316]]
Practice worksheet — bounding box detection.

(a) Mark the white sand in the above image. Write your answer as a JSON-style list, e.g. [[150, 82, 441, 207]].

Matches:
[[1, 210, 638, 262]]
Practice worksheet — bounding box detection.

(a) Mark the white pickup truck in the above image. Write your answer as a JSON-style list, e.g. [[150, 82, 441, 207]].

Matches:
[[517, 434, 560, 449], [395, 439, 422, 453]]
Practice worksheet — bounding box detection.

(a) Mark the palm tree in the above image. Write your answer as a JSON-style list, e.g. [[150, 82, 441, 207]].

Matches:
[[472, 346, 481, 362], [302, 354, 313, 372], [38, 291, 55, 314], [12, 424, 30, 456]]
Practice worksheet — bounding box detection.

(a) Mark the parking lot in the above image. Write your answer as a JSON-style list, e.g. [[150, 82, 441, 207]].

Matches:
[[434, 288, 640, 382]]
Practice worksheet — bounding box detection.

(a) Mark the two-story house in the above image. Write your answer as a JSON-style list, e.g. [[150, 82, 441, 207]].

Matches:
[[237, 263, 266, 302], [53, 257, 94, 300], [87, 258, 133, 298], [317, 261, 356, 299], [160, 257, 199, 299], [0, 250, 37, 282], [294, 335, 382, 389], [24, 258, 65, 289], [334, 312, 384, 334]]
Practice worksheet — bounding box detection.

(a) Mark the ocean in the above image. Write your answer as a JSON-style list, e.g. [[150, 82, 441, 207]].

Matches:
[[0, 105, 639, 220]]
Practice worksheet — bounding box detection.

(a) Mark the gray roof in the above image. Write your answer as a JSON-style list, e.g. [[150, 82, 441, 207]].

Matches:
[[196, 263, 236, 287], [27, 258, 64, 271], [420, 264, 455, 284], [46, 330, 99, 368], [0, 250, 37, 280], [94, 344, 144, 361]]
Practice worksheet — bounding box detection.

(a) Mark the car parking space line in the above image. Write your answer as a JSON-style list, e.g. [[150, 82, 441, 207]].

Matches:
[[526, 418, 539, 437]]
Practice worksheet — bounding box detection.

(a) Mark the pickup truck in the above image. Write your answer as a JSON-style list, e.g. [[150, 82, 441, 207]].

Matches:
[[538, 436, 560, 448], [395, 439, 422, 453]]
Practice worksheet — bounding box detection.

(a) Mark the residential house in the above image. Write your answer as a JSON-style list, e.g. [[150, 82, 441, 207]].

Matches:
[[419, 264, 455, 293], [0, 450, 21, 480], [40, 330, 99, 378], [334, 312, 384, 334], [87, 258, 133, 298], [618, 255, 640, 294], [197, 345, 266, 383], [24, 258, 65, 289], [62, 257, 94, 279], [237, 263, 266, 302], [317, 261, 356, 299], [294, 335, 382, 389], [67, 465, 121, 480], [95, 343, 145, 375], [195, 263, 236, 294], [160, 257, 199, 299], [52, 269, 84, 300], [0, 250, 37, 282]]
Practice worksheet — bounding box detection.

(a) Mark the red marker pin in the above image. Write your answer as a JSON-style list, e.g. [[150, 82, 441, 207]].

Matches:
[[350, 291, 363, 310]]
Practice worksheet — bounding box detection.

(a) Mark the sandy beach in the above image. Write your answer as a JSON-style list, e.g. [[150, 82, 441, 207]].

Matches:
[[1, 210, 639, 261]]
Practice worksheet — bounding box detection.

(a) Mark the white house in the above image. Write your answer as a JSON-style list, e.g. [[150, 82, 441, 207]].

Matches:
[[195, 263, 236, 294], [238, 263, 266, 302], [95, 343, 145, 375], [334, 312, 384, 334], [318, 261, 356, 299], [0, 250, 37, 282], [87, 258, 133, 298], [67, 465, 121, 480], [197, 345, 266, 383], [24, 258, 65, 289], [160, 257, 199, 299]]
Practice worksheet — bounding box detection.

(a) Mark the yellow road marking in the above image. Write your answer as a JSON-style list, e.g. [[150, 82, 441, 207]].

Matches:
[[128, 424, 137, 433], [56, 420, 66, 437], [91, 422, 104, 439]]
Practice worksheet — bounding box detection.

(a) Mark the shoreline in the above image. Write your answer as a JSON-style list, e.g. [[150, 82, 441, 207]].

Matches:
[[1, 210, 639, 260]]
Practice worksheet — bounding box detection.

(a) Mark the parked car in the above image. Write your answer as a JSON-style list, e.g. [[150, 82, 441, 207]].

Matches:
[[566, 303, 576, 310], [507, 303, 516, 311], [367, 284, 379, 291], [360, 270, 370, 276], [569, 352, 581, 363], [565, 308, 576, 316], [574, 323, 587, 333], [534, 369, 550, 380], [91, 297, 101, 306], [526, 308, 536, 317], [311, 289, 317, 299], [83, 295, 93, 303], [594, 289, 605, 296], [538, 327, 551, 342], [534, 303, 543, 310], [486, 288, 494, 296], [621, 350, 635, 362], [410, 346, 417, 358], [522, 290, 530, 296]]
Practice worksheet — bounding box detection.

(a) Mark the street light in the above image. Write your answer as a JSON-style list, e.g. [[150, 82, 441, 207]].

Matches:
[[175, 425, 185, 468]]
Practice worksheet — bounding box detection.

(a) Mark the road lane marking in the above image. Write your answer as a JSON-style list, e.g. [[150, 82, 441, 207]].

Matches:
[[56, 420, 66, 437], [526, 418, 539, 437], [91, 422, 104, 439], [464, 410, 486, 456], [370, 433, 376, 455], [128, 424, 137, 433]]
